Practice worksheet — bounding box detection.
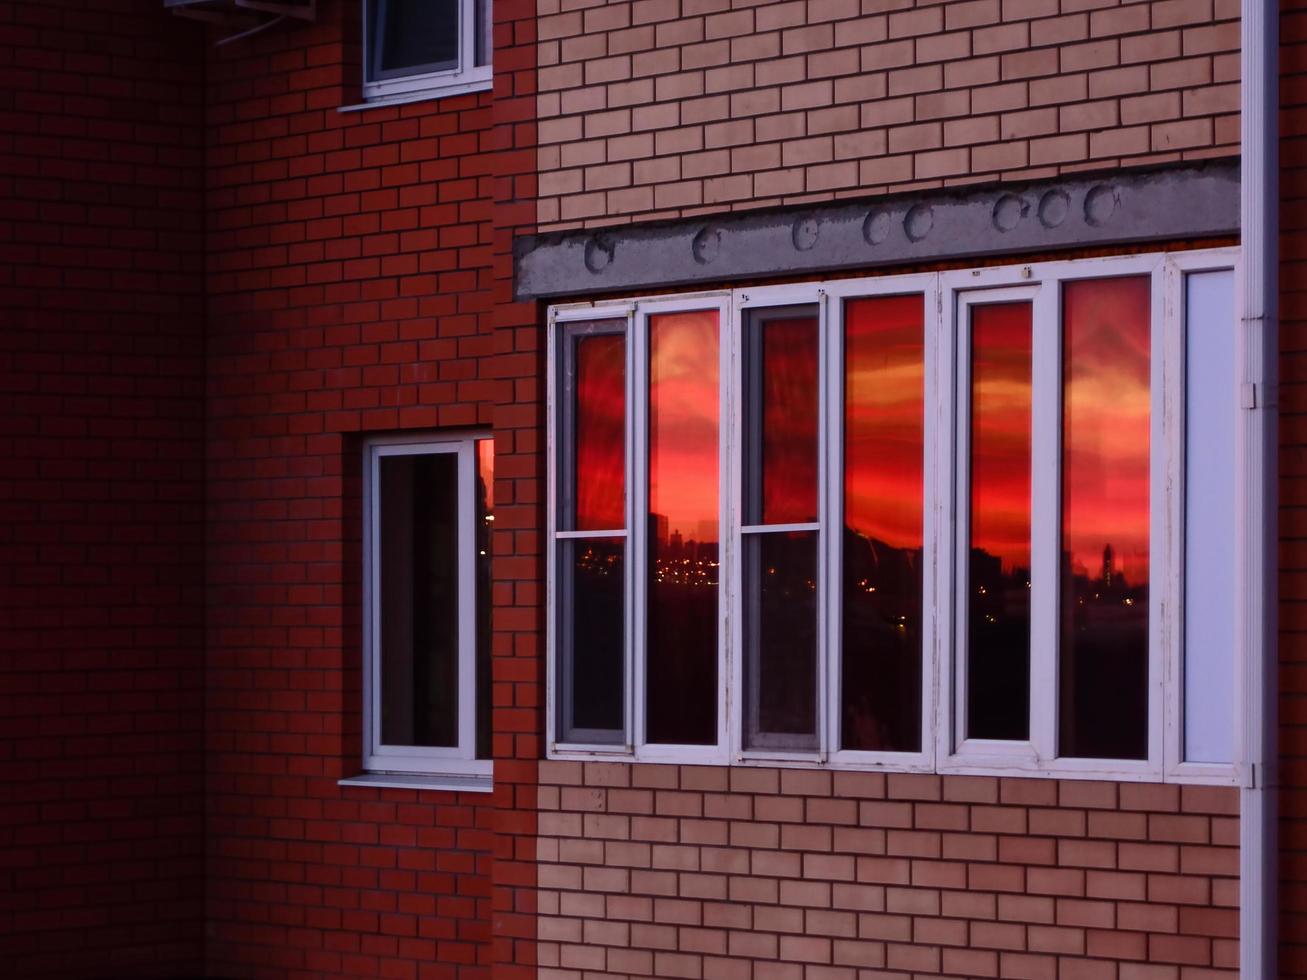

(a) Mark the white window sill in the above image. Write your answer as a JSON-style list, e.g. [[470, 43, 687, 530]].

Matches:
[[340, 78, 492, 113], [339, 772, 493, 793]]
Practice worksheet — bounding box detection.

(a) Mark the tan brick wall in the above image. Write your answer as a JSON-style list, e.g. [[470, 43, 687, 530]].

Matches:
[[535, 763, 1239, 979], [535, 0, 1240, 231]]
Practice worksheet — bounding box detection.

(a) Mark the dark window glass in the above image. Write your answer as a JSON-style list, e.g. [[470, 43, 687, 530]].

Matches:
[[1059, 276, 1150, 760], [475, 439, 493, 759], [646, 310, 719, 745], [373, 0, 458, 78], [841, 294, 924, 753], [559, 538, 625, 738], [743, 531, 819, 749], [573, 331, 625, 531], [744, 311, 819, 526], [379, 451, 459, 747], [966, 302, 1033, 742]]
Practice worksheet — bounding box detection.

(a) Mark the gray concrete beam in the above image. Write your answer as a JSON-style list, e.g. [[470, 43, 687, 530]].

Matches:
[[514, 160, 1239, 300]]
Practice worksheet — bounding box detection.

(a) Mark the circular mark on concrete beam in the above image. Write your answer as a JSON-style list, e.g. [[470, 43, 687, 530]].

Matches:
[[1084, 184, 1119, 227], [1038, 190, 1070, 229], [792, 215, 820, 251], [992, 193, 1027, 233], [584, 235, 615, 274], [904, 204, 934, 242], [692, 225, 723, 265], [863, 210, 892, 246]]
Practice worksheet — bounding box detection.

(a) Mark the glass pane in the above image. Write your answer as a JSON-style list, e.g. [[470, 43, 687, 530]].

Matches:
[[966, 302, 1033, 742], [646, 309, 720, 745], [744, 530, 819, 750], [744, 311, 819, 526], [377, 0, 458, 76], [1059, 276, 1150, 760], [379, 451, 459, 747], [475, 439, 493, 759], [559, 538, 625, 740], [573, 331, 625, 531], [1184, 270, 1236, 764], [841, 295, 924, 753]]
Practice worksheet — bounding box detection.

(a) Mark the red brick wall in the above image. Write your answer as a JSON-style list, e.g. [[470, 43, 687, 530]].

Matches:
[[537, 765, 1240, 980], [201, 0, 538, 974], [0, 1, 207, 976], [1284, 4, 1307, 977]]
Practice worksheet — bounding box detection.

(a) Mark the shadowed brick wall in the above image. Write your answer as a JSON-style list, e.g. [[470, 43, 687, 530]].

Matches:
[[1283, 3, 1307, 977], [535, 0, 1240, 231], [537, 764, 1240, 980], [0, 0, 207, 976], [202, 0, 502, 974]]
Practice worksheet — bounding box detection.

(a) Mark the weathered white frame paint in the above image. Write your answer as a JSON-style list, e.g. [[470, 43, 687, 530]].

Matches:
[[545, 250, 1241, 786]]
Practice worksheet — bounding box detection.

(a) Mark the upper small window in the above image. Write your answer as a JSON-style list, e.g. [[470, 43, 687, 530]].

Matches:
[[364, 0, 491, 102]]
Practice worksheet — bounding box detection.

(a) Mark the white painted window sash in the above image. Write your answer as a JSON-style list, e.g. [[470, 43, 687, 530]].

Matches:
[[545, 251, 1242, 786], [361, 0, 492, 103], [362, 434, 490, 777]]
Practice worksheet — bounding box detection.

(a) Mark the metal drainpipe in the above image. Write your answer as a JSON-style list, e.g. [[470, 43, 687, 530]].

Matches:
[[1239, 0, 1279, 977]]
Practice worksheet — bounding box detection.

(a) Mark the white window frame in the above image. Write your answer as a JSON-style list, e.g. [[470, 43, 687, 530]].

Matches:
[[362, 0, 492, 104], [358, 432, 492, 781], [546, 249, 1243, 786]]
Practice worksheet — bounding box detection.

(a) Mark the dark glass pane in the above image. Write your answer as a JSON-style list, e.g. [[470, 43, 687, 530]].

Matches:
[[745, 313, 819, 526], [475, 439, 493, 759], [966, 302, 1033, 742], [1059, 276, 1150, 760], [377, 0, 458, 75], [841, 295, 924, 753], [574, 332, 625, 531], [379, 452, 459, 747], [646, 310, 719, 745], [559, 537, 625, 739], [744, 530, 818, 749]]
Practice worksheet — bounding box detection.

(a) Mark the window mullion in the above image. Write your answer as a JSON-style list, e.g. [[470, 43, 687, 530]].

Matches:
[[1029, 282, 1061, 764], [630, 307, 648, 754], [458, 441, 477, 760]]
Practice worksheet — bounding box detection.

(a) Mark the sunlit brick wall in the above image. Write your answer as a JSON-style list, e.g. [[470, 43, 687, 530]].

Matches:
[[536, 764, 1240, 979], [535, 0, 1240, 231]]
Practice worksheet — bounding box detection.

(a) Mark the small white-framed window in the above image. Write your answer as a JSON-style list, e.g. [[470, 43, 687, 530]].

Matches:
[[546, 249, 1244, 786], [357, 432, 493, 784], [363, 0, 491, 104]]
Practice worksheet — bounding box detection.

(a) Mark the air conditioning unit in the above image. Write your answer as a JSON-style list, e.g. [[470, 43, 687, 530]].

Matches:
[[165, 0, 314, 43]]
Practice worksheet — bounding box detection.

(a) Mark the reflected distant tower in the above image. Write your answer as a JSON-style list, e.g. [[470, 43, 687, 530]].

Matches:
[[1101, 544, 1114, 588], [670, 528, 683, 552], [651, 513, 669, 547]]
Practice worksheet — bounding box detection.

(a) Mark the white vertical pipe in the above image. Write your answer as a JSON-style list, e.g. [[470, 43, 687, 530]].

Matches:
[[1240, 1, 1279, 978]]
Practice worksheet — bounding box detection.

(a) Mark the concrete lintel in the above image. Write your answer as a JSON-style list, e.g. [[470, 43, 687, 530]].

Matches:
[[514, 160, 1239, 300]]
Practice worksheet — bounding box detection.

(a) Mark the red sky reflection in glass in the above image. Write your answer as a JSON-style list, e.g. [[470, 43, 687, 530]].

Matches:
[[649, 310, 720, 545], [760, 316, 819, 525], [970, 302, 1033, 574], [646, 309, 720, 745], [1059, 275, 1150, 760], [843, 295, 924, 549], [574, 333, 625, 531], [840, 294, 924, 753], [966, 301, 1032, 742], [1061, 277, 1150, 586]]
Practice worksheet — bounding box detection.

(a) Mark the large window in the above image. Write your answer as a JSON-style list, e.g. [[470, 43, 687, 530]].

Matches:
[[363, 0, 491, 103], [548, 251, 1243, 784], [357, 433, 493, 785]]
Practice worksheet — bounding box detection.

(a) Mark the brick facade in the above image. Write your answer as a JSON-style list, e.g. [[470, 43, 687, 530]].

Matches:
[[1282, 3, 1307, 978], [536, 765, 1239, 979], [535, 0, 1241, 231], [0, 1, 207, 975], [5, 1, 1303, 978]]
